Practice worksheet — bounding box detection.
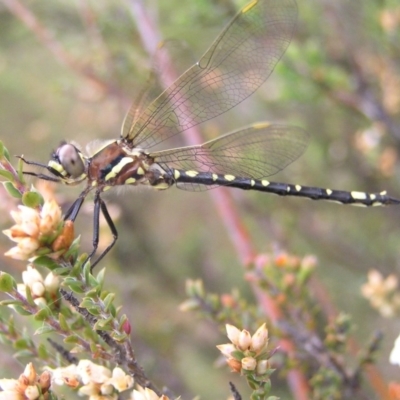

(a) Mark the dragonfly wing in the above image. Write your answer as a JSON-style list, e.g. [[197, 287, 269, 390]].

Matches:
[[151, 123, 309, 191], [123, 0, 297, 149]]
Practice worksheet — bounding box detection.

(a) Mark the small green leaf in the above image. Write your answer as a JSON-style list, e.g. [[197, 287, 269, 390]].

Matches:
[[96, 268, 105, 289], [34, 307, 51, 321], [93, 318, 113, 331], [103, 293, 115, 312], [79, 297, 96, 309], [87, 307, 101, 316], [3, 181, 22, 198], [24, 285, 35, 306], [33, 256, 61, 271], [85, 288, 99, 299], [0, 272, 16, 292], [0, 169, 14, 181], [0, 299, 20, 306], [2, 144, 11, 161], [110, 331, 128, 342], [64, 335, 80, 344], [83, 261, 91, 285], [37, 343, 48, 359], [58, 313, 69, 332], [14, 338, 31, 349], [108, 302, 117, 318], [0, 141, 5, 159], [12, 304, 32, 316], [22, 191, 43, 208], [63, 279, 84, 294], [34, 325, 55, 335], [14, 349, 35, 359]]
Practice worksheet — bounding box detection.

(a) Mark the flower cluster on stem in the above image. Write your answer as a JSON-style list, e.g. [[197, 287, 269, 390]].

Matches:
[[3, 200, 73, 261]]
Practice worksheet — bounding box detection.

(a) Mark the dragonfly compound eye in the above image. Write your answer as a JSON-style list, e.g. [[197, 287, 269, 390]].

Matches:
[[56, 143, 85, 178]]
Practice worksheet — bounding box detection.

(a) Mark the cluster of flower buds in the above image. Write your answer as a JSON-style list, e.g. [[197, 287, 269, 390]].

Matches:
[[17, 265, 59, 307], [49, 359, 133, 398], [0, 363, 51, 400], [217, 323, 270, 376], [3, 200, 73, 261], [130, 385, 173, 400], [361, 270, 400, 317]]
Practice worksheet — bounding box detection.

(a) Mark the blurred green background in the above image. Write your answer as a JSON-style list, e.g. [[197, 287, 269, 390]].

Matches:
[[1, 0, 400, 398]]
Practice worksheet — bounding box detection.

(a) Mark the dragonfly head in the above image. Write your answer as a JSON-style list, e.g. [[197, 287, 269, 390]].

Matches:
[[47, 142, 88, 184]]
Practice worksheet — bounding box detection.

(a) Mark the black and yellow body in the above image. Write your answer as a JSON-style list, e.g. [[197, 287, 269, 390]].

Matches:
[[21, 0, 400, 269]]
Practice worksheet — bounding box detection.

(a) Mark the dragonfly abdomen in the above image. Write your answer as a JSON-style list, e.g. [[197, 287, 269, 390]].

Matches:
[[171, 169, 400, 206]]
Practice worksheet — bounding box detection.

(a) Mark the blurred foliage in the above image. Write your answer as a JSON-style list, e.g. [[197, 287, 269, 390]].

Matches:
[[0, 0, 400, 399]]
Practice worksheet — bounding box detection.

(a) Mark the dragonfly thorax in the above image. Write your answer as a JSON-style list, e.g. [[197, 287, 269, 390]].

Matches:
[[86, 141, 168, 191]]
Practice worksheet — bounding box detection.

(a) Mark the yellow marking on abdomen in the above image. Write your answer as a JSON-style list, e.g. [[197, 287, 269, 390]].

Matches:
[[137, 166, 145, 176], [125, 177, 136, 184], [174, 170, 180, 179], [250, 180, 255, 186], [326, 189, 333, 196], [224, 174, 235, 181], [351, 191, 367, 200], [295, 185, 302, 192], [185, 170, 199, 177], [212, 174, 218, 181], [261, 180, 270, 187]]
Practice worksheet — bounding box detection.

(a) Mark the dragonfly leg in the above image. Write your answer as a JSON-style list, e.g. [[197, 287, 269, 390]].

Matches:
[[64, 196, 85, 221], [86, 192, 118, 272]]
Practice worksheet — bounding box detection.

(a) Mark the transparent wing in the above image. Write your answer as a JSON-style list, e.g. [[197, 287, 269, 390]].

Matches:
[[151, 123, 309, 191], [121, 40, 196, 138], [122, 0, 297, 149]]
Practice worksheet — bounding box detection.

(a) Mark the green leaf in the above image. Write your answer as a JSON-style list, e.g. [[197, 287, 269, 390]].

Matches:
[[63, 279, 84, 294], [64, 335, 80, 344], [14, 349, 35, 359], [34, 307, 51, 321], [87, 307, 101, 316], [103, 293, 115, 312], [0, 169, 14, 181], [22, 191, 43, 208], [0, 141, 5, 159], [110, 331, 128, 342], [3, 181, 22, 198], [33, 256, 61, 271], [96, 268, 106, 289], [34, 325, 55, 335], [14, 338, 31, 349], [0, 272, 16, 292], [108, 302, 117, 318], [83, 261, 91, 285], [58, 313, 70, 332], [0, 299, 20, 306], [2, 143, 11, 161], [24, 285, 35, 306], [93, 318, 113, 331], [12, 304, 32, 316], [37, 343, 48, 359]]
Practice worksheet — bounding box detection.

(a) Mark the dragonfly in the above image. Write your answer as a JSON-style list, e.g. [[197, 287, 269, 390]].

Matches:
[[22, 0, 400, 269]]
